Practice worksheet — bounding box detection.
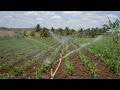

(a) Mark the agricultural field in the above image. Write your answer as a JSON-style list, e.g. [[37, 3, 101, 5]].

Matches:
[[0, 32, 120, 79], [0, 11, 120, 79]]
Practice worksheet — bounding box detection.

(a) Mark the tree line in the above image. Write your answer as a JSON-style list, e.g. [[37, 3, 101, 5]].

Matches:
[[23, 17, 120, 43], [23, 24, 107, 38]]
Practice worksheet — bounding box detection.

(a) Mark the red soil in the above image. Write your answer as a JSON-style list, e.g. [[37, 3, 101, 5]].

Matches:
[[42, 44, 91, 79], [42, 48, 66, 79], [66, 45, 90, 79], [66, 52, 91, 79]]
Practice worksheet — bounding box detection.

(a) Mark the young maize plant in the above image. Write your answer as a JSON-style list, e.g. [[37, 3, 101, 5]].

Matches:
[[64, 43, 74, 75], [78, 51, 99, 79], [65, 59, 73, 75], [35, 46, 61, 78]]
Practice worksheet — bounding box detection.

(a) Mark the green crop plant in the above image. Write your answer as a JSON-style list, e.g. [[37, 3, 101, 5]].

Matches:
[[87, 63, 99, 79], [35, 67, 42, 79], [95, 53, 104, 61], [64, 43, 74, 75], [78, 51, 89, 64], [65, 59, 74, 75], [35, 60, 51, 78], [105, 59, 120, 74], [35, 46, 61, 78], [39, 60, 51, 73], [88, 37, 120, 74], [78, 51, 99, 79], [0, 73, 13, 79], [12, 66, 21, 76]]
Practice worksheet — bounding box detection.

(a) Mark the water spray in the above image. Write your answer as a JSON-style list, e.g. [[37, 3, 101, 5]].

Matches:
[[48, 29, 104, 79], [53, 35, 103, 65], [49, 30, 72, 79], [49, 30, 71, 47], [25, 37, 55, 50]]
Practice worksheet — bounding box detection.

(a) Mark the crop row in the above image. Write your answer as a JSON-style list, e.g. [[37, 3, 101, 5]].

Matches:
[[71, 42, 99, 79], [0, 43, 59, 79], [64, 43, 74, 75], [35, 45, 61, 78], [87, 37, 120, 74]]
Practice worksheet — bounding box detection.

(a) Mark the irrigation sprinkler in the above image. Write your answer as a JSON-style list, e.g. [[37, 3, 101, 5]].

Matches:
[[48, 29, 106, 79], [53, 35, 103, 66], [50, 48, 64, 79]]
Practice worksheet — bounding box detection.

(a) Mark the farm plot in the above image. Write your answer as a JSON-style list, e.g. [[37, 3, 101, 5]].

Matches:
[[0, 36, 120, 79], [0, 37, 59, 79]]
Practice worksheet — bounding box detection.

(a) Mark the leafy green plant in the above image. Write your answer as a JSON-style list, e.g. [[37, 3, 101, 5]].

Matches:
[[0, 73, 13, 79], [65, 59, 73, 75], [106, 59, 120, 74], [35, 60, 51, 78], [40, 60, 51, 73], [88, 37, 120, 74], [87, 63, 99, 79], [78, 51, 99, 79], [12, 66, 21, 76]]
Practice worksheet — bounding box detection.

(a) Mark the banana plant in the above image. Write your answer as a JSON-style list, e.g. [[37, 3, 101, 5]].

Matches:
[[102, 17, 120, 43]]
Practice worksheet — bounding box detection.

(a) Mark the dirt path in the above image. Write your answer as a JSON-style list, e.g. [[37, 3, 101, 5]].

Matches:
[[82, 49, 120, 79]]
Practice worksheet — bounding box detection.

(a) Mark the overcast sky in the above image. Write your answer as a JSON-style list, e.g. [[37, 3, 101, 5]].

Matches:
[[0, 11, 120, 29]]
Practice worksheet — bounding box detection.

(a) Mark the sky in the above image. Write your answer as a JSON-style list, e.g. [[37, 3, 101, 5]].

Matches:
[[0, 11, 120, 29]]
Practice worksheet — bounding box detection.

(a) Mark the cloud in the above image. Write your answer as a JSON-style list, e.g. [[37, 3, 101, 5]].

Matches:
[[63, 11, 83, 15], [51, 15, 62, 19], [0, 11, 119, 29], [24, 11, 38, 16], [36, 18, 44, 21], [24, 11, 55, 17]]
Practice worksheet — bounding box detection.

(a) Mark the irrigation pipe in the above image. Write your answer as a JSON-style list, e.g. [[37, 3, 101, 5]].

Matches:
[[51, 48, 64, 79], [53, 35, 103, 65]]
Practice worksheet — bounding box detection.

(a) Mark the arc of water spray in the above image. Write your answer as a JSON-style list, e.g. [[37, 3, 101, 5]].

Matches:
[[25, 37, 55, 50], [49, 30, 62, 44], [49, 29, 103, 79], [54, 35, 103, 64], [49, 30, 71, 46], [49, 29, 72, 79]]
